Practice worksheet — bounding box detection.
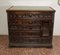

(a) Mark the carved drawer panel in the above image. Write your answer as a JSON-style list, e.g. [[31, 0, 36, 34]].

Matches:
[[9, 24, 41, 31], [8, 12, 53, 20], [10, 36, 41, 43], [8, 19, 41, 26], [9, 30, 41, 38]]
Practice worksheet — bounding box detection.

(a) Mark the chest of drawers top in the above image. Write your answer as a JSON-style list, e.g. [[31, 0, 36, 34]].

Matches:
[[6, 6, 55, 12]]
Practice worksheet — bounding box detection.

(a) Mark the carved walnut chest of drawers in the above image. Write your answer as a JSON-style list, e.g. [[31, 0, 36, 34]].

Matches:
[[6, 6, 55, 47]]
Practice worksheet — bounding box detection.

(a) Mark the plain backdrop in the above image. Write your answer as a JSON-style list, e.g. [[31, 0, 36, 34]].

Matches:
[[0, 0, 60, 35]]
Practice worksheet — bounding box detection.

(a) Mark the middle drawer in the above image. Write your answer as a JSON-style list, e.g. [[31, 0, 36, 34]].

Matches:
[[9, 24, 41, 31], [8, 19, 41, 25], [9, 30, 41, 38]]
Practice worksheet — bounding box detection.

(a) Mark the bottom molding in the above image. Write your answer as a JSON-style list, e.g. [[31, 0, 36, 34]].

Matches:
[[9, 42, 52, 48]]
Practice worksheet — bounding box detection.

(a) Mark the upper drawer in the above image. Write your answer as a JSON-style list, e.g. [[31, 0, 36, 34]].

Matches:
[[8, 11, 54, 20]]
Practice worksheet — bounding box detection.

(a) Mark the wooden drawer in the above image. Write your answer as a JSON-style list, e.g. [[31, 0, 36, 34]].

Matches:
[[8, 19, 41, 26], [9, 24, 41, 31], [9, 30, 40, 34], [9, 36, 41, 43], [8, 11, 53, 20], [9, 35, 51, 44]]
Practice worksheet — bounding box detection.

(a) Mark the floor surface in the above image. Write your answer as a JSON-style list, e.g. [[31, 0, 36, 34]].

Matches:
[[0, 35, 60, 55]]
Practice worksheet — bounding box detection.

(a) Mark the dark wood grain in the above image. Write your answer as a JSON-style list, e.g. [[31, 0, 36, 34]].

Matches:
[[6, 6, 55, 47]]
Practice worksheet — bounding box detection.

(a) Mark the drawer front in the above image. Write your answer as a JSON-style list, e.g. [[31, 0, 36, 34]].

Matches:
[[9, 34, 51, 44], [9, 35, 41, 43], [8, 11, 53, 20], [9, 24, 41, 31], [9, 30, 41, 38], [8, 19, 41, 26]]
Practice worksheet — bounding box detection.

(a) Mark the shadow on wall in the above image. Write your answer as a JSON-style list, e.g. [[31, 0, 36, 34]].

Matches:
[[0, 1, 12, 35]]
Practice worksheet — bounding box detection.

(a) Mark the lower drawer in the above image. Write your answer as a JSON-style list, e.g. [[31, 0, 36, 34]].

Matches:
[[22, 38, 51, 44], [9, 36, 41, 43], [9, 30, 41, 38], [9, 35, 52, 44]]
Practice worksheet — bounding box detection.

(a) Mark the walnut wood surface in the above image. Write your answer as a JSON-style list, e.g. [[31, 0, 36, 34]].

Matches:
[[6, 6, 55, 47]]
